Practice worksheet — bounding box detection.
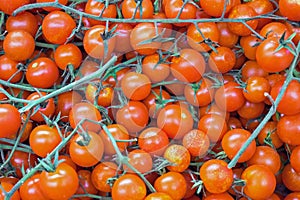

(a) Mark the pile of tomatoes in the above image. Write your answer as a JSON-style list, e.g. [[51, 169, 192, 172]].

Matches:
[[0, 0, 300, 199]]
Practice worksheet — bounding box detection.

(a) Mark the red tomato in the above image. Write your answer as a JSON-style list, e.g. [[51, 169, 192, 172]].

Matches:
[[0, 181, 20, 200], [208, 46, 236, 73], [121, 0, 153, 19], [241, 60, 268, 82], [282, 164, 300, 192], [36, 0, 68, 12], [257, 121, 283, 148], [6, 11, 38, 36], [217, 22, 239, 48], [291, 146, 300, 174], [164, 144, 190, 172], [277, 113, 300, 146], [75, 170, 98, 200], [85, 82, 114, 107], [200, 0, 235, 17], [54, 43, 82, 70], [123, 149, 153, 174], [20, 173, 48, 200], [112, 23, 133, 53], [7, 151, 37, 178], [182, 129, 210, 157], [246, 0, 274, 29], [144, 193, 173, 200], [279, 0, 300, 21], [0, 104, 21, 138], [142, 54, 170, 83], [237, 100, 265, 119], [0, 55, 23, 83], [260, 22, 291, 39]]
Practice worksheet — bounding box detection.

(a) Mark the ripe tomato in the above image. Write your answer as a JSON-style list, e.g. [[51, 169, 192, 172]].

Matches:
[[112, 174, 146, 200], [42, 11, 76, 44], [241, 165, 276, 199], [228, 4, 258, 36], [256, 37, 294, 73], [246, 0, 274, 29], [240, 35, 261, 60], [85, 82, 114, 107], [200, 0, 235, 17], [123, 149, 153, 174], [260, 22, 291, 39], [217, 22, 239, 48], [182, 129, 210, 157], [26, 57, 59, 88], [7, 151, 37, 178], [282, 164, 300, 192], [91, 161, 119, 192], [99, 124, 129, 155], [75, 60, 99, 81], [144, 192, 173, 200], [20, 173, 48, 200], [164, 144, 190, 172], [187, 22, 220, 52], [6, 11, 38, 36], [3, 30, 35, 61], [241, 60, 268, 82], [29, 125, 61, 157], [69, 102, 102, 133], [0, 104, 21, 138], [290, 146, 300, 174], [0, 0, 30, 15], [221, 128, 256, 163], [122, 0, 153, 19], [203, 192, 234, 200], [36, 0, 68, 12], [54, 43, 82, 70], [200, 159, 233, 194], [154, 172, 187, 200], [285, 192, 300, 200], [75, 170, 98, 200], [83, 25, 116, 60], [277, 113, 300, 146], [208, 46, 236, 73], [0, 181, 20, 200], [170, 48, 205, 83], [0, 55, 23, 83], [279, 0, 300, 21], [243, 76, 270, 103], [237, 100, 265, 119], [257, 121, 283, 148], [40, 163, 79, 200], [112, 23, 133, 53], [116, 101, 149, 133]]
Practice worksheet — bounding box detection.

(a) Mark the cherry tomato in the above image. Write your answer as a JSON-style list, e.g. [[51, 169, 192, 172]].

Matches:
[[164, 144, 190, 172], [0, 55, 23, 83], [203, 192, 234, 200], [285, 192, 300, 200], [277, 113, 300, 146], [282, 164, 300, 192], [75, 170, 98, 200], [279, 0, 300, 21], [85, 82, 114, 107], [260, 22, 291, 39], [112, 23, 133, 53], [0, 0, 30, 15], [20, 173, 48, 200], [237, 100, 265, 119], [240, 35, 262, 60], [36, 0, 68, 12], [246, 0, 274, 29], [122, 0, 153, 19], [123, 149, 153, 174], [182, 129, 210, 157], [241, 60, 268, 82], [208, 46, 236, 73], [257, 121, 283, 148], [54, 43, 82, 70], [0, 181, 20, 200], [6, 11, 38, 36], [290, 146, 300, 174], [200, 0, 235, 17], [0, 104, 21, 138]]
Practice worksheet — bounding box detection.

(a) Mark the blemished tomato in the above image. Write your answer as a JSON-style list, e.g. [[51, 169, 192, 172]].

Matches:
[[200, 0, 235, 17], [256, 37, 294, 73], [26, 57, 59, 88], [130, 23, 161, 55], [142, 54, 170, 83], [144, 192, 173, 200], [138, 127, 170, 156], [121, 72, 151, 100], [227, 117, 243, 129], [116, 101, 149, 134], [279, 0, 300, 21], [69, 131, 104, 167], [157, 104, 193, 139], [122, 0, 153, 19], [187, 22, 220, 52], [164, 144, 190, 172], [242, 165, 276, 199], [75, 170, 98, 200], [42, 11, 76, 44], [54, 43, 82, 70], [91, 161, 119, 192], [0, 55, 23, 83], [112, 23, 133, 53], [200, 159, 233, 194], [19, 173, 48, 200], [182, 172, 197, 199], [183, 129, 210, 157], [99, 124, 129, 155], [290, 146, 300, 174], [184, 78, 215, 107], [215, 81, 246, 112], [0, 104, 21, 138], [282, 164, 300, 192], [154, 172, 187, 200], [221, 128, 256, 163], [0, 181, 20, 200], [40, 163, 79, 200], [83, 25, 116, 60], [36, 0, 68, 11], [69, 102, 102, 133], [123, 149, 153, 174], [217, 22, 239, 48], [0, 0, 30, 15], [29, 125, 62, 157], [228, 4, 258, 36], [277, 113, 300, 146], [26, 92, 56, 122], [112, 174, 146, 200], [170, 48, 206, 83], [3, 30, 35, 61], [7, 151, 37, 178], [84, 0, 117, 26]]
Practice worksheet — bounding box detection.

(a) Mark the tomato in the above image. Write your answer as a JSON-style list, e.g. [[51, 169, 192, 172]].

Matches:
[[20, 173, 48, 200], [121, 0, 153, 19], [200, 0, 235, 17], [271, 80, 300, 115], [282, 164, 300, 192], [214, 81, 246, 112], [256, 37, 294, 73], [241, 60, 268, 82], [142, 54, 170, 83], [279, 0, 300, 21], [187, 22, 220, 52], [277, 113, 300, 146], [26, 92, 56, 122], [83, 25, 116, 60], [0, 0, 30, 15], [182, 129, 210, 157], [40, 163, 79, 200], [285, 192, 300, 200], [260, 22, 291, 39], [42, 11, 76, 44], [0, 55, 23, 83], [7, 151, 37, 178], [228, 4, 258, 36], [54, 43, 82, 70], [257, 121, 283, 148], [75, 60, 99, 81], [0, 104, 21, 138], [0, 182, 20, 200], [203, 192, 234, 200], [123, 149, 153, 173], [244, 76, 271, 103], [57, 155, 77, 170], [154, 172, 187, 200], [85, 82, 114, 107], [112, 23, 133, 53], [26, 57, 59, 88], [164, 74, 186, 96], [170, 48, 205, 83], [75, 170, 98, 200], [3, 30, 35, 61], [227, 117, 243, 129], [217, 22, 239, 48], [9, 113, 32, 143], [91, 161, 118, 192], [164, 0, 196, 27], [116, 101, 149, 133], [69, 102, 102, 133], [36, 0, 68, 11], [163, 144, 190, 172], [112, 174, 146, 200], [198, 114, 228, 143], [240, 35, 261, 61], [237, 101, 265, 119], [130, 23, 161, 55], [199, 103, 229, 121], [69, 131, 104, 167], [29, 125, 61, 157], [246, 0, 274, 29], [85, 0, 117, 26], [208, 46, 236, 73], [221, 129, 256, 163], [242, 165, 276, 199], [152, 12, 173, 38], [200, 159, 233, 194], [144, 192, 173, 200], [290, 146, 300, 174]]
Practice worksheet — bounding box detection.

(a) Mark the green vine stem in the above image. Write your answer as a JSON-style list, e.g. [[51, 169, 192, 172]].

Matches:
[[227, 42, 300, 169]]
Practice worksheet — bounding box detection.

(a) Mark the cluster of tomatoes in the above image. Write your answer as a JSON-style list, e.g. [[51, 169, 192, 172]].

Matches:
[[0, 0, 300, 199]]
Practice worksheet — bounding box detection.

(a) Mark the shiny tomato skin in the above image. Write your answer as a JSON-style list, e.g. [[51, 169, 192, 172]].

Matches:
[[277, 113, 300, 146], [0, 182, 20, 200], [164, 144, 190, 172], [20, 174, 48, 200], [75, 170, 98, 200], [6, 11, 38, 36], [122, 0, 153, 19], [243, 76, 270, 103], [144, 192, 173, 200], [208, 46, 236, 73], [282, 164, 300, 192], [0, 55, 23, 83], [0, 0, 30, 15], [0, 104, 21, 138], [36, 0, 68, 11], [290, 146, 300, 174], [123, 149, 153, 174], [279, 0, 300, 21], [54, 43, 82, 70]]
